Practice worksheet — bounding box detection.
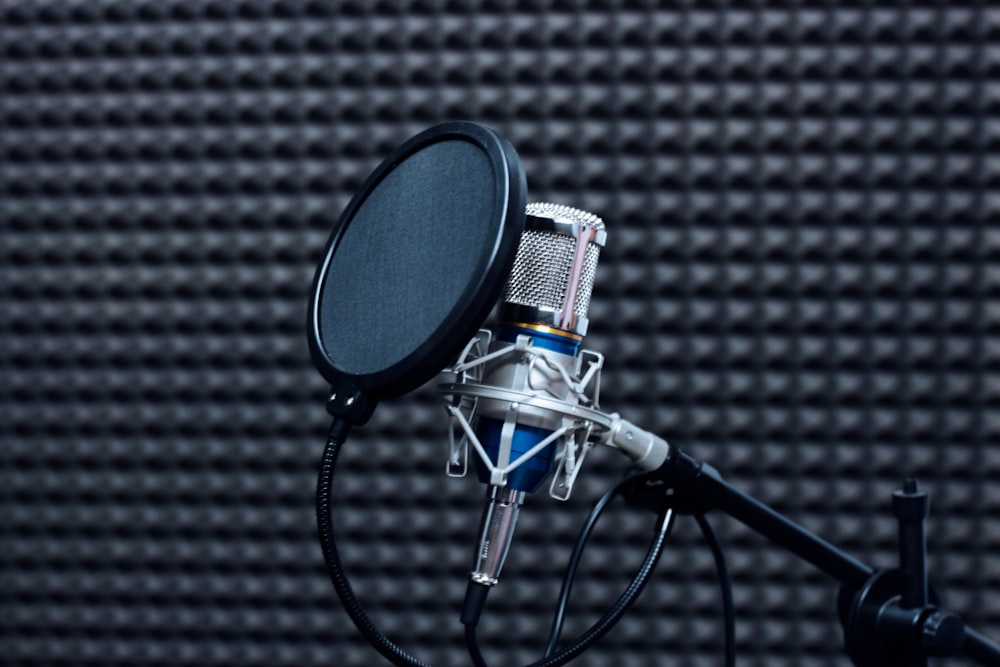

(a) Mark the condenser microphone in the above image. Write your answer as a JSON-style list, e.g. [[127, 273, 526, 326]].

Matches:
[[476, 203, 606, 494], [444, 203, 608, 589]]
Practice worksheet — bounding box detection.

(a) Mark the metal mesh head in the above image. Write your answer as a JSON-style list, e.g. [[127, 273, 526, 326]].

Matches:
[[501, 203, 605, 328]]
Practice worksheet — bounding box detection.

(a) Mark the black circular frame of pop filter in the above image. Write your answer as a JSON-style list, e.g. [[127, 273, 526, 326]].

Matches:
[[307, 121, 527, 424]]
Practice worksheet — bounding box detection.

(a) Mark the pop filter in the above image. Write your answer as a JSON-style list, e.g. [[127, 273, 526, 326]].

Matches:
[[307, 122, 528, 424]]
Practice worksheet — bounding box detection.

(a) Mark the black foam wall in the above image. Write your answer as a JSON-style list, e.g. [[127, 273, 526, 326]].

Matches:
[[2, 2, 998, 666]]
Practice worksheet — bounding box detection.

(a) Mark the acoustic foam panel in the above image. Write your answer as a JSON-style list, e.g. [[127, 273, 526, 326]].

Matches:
[[1, 2, 998, 666]]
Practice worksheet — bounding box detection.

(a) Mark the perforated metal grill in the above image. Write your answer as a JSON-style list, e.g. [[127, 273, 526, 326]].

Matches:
[[503, 202, 605, 319], [575, 243, 601, 318], [504, 229, 577, 312]]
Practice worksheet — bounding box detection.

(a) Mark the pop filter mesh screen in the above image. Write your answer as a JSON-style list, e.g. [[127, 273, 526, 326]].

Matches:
[[318, 139, 496, 376], [1, 3, 997, 666]]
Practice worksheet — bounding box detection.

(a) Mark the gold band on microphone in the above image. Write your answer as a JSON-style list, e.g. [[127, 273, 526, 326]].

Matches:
[[499, 321, 584, 342]]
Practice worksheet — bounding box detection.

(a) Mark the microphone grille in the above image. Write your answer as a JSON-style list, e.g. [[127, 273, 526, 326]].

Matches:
[[501, 203, 605, 332]]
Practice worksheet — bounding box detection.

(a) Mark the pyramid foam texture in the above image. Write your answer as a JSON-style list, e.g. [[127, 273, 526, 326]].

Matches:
[[2, 2, 999, 666]]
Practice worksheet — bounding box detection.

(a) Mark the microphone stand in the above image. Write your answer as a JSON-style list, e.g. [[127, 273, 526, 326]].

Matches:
[[620, 445, 1000, 666], [439, 336, 1000, 665]]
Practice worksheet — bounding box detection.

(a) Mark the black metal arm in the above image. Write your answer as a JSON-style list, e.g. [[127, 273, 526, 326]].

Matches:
[[620, 445, 1000, 667]]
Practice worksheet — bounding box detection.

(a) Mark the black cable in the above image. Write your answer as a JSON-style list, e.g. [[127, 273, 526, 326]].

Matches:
[[319, 421, 675, 667], [525, 508, 676, 667], [694, 513, 735, 667], [462, 581, 491, 666], [462, 478, 673, 667], [465, 623, 489, 667], [544, 474, 636, 657], [464, 511, 675, 667], [315, 420, 431, 667]]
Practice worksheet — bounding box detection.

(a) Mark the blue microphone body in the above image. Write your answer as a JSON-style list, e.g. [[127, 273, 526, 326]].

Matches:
[[473, 324, 582, 493]]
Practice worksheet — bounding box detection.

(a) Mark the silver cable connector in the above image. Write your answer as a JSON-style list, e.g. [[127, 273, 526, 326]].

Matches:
[[470, 486, 525, 586]]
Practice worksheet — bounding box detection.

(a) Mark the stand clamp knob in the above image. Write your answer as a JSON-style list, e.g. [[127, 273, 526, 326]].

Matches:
[[920, 609, 965, 657]]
